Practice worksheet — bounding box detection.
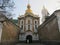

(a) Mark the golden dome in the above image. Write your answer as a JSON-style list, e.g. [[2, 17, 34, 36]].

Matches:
[[26, 4, 32, 13], [26, 9, 32, 13]]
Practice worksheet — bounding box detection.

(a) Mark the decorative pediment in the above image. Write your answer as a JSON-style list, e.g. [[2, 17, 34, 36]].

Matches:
[[26, 30, 32, 32]]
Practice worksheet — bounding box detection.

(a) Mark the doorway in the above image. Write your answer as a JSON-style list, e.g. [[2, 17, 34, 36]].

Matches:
[[26, 35, 32, 43]]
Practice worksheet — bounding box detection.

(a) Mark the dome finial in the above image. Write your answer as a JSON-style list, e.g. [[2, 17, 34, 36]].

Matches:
[[25, 0, 32, 13], [27, 0, 30, 9], [28, 0, 29, 4]]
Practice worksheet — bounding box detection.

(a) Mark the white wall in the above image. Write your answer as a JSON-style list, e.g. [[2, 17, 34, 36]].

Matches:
[[26, 17, 32, 24], [34, 20, 38, 32], [26, 17, 32, 31], [20, 20, 24, 32], [0, 22, 3, 42]]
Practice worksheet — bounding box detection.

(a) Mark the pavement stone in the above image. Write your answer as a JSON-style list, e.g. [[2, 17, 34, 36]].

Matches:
[[16, 43, 44, 45]]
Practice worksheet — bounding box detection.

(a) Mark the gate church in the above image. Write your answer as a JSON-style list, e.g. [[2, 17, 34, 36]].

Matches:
[[18, 3, 40, 42]]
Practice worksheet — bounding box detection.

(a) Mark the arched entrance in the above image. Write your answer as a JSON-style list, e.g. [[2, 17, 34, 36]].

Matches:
[[26, 35, 32, 43]]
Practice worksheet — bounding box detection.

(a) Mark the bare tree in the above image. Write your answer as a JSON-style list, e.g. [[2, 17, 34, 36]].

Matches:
[[0, 0, 15, 19], [0, 0, 14, 10]]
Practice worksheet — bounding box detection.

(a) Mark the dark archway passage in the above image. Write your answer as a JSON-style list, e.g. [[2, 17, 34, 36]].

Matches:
[[26, 35, 32, 43]]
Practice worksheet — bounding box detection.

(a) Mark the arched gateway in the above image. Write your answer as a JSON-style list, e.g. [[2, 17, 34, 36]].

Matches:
[[26, 35, 32, 43]]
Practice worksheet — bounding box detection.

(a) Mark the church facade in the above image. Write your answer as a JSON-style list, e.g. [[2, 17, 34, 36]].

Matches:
[[18, 4, 40, 41]]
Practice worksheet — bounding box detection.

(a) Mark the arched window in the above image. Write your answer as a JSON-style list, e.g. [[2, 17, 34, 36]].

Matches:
[[35, 25, 37, 30], [20, 20, 24, 30], [20, 25, 23, 30], [35, 21, 37, 24], [28, 25, 30, 30], [34, 20, 38, 32], [21, 21, 23, 25], [28, 20, 30, 24]]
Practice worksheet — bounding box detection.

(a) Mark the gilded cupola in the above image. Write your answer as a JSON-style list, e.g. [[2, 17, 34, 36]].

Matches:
[[26, 4, 32, 13]]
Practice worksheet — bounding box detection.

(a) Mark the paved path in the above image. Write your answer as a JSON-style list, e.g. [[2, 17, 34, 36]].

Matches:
[[16, 43, 45, 45]]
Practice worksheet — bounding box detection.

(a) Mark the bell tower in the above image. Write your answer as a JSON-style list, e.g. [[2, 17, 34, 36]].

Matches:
[[41, 6, 50, 22]]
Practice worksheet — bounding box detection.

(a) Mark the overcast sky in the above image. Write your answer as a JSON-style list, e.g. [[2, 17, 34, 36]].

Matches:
[[13, 0, 60, 19]]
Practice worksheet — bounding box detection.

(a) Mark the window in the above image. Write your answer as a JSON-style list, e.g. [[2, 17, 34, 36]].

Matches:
[[35, 25, 37, 30], [34, 25, 38, 32], [20, 25, 23, 30], [28, 20, 30, 24], [21, 21, 23, 24], [28, 25, 30, 30], [35, 21, 37, 24]]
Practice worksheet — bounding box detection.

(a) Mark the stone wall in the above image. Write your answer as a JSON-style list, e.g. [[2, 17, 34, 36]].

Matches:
[[38, 15, 59, 40], [1, 19, 20, 43]]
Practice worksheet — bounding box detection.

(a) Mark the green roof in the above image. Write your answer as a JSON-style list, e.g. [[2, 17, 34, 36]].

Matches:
[[12, 19, 18, 24]]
